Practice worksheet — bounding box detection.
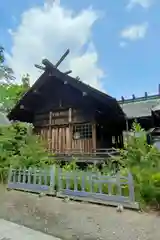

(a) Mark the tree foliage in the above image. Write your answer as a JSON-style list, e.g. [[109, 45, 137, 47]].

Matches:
[[0, 46, 30, 113], [0, 74, 30, 113], [0, 46, 15, 83], [120, 122, 160, 208], [0, 122, 54, 182]]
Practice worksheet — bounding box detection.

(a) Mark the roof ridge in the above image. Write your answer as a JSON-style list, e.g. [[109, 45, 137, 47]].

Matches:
[[68, 73, 113, 100], [119, 94, 160, 104]]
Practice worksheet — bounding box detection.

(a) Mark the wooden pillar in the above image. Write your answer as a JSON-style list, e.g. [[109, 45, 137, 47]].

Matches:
[[125, 117, 129, 143], [49, 111, 52, 152], [126, 118, 129, 131], [92, 123, 96, 152], [68, 108, 72, 152], [115, 135, 118, 148], [119, 133, 123, 148]]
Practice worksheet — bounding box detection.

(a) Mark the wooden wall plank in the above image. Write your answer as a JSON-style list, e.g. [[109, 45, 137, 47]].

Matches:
[[34, 123, 94, 153]]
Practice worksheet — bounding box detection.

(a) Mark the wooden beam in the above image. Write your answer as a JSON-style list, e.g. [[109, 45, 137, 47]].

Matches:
[[55, 49, 70, 68], [19, 105, 31, 112], [92, 123, 96, 151], [32, 89, 41, 95], [68, 108, 72, 123], [121, 96, 124, 102], [42, 59, 55, 69], [34, 64, 46, 71], [145, 92, 148, 98], [20, 104, 24, 109], [64, 70, 72, 75], [82, 92, 87, 96]]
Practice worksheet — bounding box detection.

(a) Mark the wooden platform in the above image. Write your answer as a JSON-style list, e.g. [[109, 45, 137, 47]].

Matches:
[[49, 148, 120, 163]]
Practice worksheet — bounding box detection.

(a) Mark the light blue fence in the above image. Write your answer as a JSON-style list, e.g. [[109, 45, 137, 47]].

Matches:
[[8, 168, 55, 194], [8, 167, 139, 209]]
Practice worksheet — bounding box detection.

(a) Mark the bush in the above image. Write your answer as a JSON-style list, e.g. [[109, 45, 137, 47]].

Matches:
[[0, 122, 54, 182], [120, 122, 160, 208]]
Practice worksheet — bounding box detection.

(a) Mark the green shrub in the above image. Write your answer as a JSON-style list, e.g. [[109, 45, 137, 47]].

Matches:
[[0, 122, 52, 182], [120, 122, 160, 208]]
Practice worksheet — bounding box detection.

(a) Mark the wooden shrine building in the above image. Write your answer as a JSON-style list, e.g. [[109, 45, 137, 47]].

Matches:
[[8, 52, 125, 154], [119, 88, 160, 144]]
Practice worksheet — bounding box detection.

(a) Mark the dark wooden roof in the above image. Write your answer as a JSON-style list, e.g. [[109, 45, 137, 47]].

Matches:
[[8, 67, 125, 123]]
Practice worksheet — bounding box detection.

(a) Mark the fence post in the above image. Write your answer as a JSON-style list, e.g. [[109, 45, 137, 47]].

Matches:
[[128, 172, 135, 202], [81, 172, 85, 191], [38, 168, 42, 185], [8, 168, 12, 184], [50, 165, 55, 194], [18, 168, 21, 183], [74, 171, 78, 191], [98, 172, 102, 194], [13, 169, 16, 183], [44, 169, 47, 185], [28, 167, 31, 184], [89, 172, 93, 193], [33, 168, 37, 185], [23, 168, 26, 184], [66, 172, 70, 190], [116, 172, 122, 196], [57, 167, 62, 192]]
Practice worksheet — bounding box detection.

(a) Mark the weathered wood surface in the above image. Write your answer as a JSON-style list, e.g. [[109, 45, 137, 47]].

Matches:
[[36, 125, 96, 153], [34, 109, 93, 126]]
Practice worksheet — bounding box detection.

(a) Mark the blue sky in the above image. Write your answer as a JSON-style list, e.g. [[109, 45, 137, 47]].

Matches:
[[0, 0, 160, 99]]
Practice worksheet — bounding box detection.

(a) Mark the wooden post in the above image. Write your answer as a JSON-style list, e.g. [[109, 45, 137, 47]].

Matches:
[[126, 118, 129, 132], [68, 108, 72, 152], [68, 108, 72, 123], [92, 123, 96, 152], [49, 112, 52, 152], [126, 118, 129, 143]]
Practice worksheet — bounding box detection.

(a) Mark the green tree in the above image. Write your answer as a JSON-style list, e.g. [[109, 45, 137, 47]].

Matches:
[[0, 46, 15, 83], [0, 46, 4, 63], [15, 73, 30, 100], [0, 74, 30, 113], [0, 122, 50, 182]]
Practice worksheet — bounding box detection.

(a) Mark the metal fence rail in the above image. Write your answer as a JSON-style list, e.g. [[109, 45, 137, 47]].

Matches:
[[8, 166, 139, 209]]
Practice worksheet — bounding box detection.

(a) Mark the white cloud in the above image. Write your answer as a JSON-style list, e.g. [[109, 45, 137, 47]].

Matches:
[[120, 22, 148, 41], [6, 1, 104, 90], [127, 0, 153, 10]]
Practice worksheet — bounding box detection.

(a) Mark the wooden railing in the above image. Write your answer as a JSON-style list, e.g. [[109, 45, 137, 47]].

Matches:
[[50, 148, 119, 156], [48, 148, 120, 163]]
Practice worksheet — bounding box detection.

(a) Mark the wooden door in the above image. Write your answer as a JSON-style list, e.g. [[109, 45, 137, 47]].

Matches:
[[51, 126, 70, 153]]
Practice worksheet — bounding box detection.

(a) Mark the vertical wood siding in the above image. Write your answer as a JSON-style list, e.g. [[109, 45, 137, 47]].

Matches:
[[34, 109, 95, 153], [35, 125, 94, 153]]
